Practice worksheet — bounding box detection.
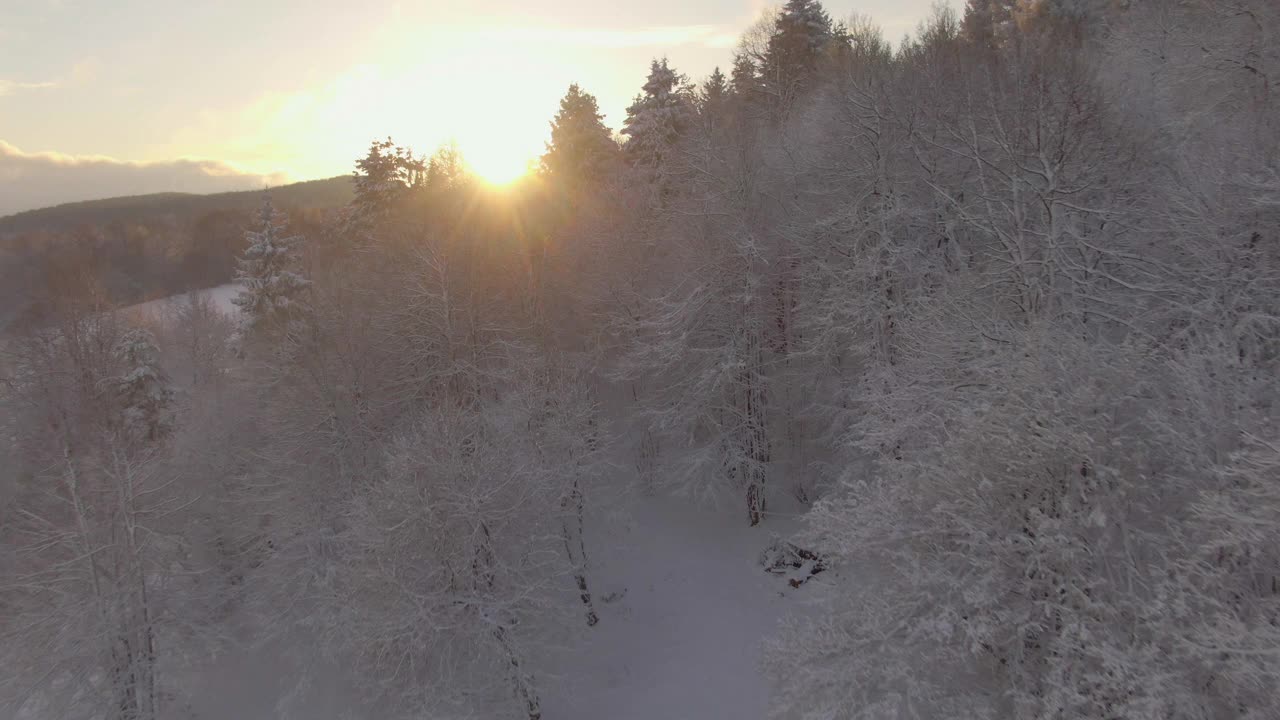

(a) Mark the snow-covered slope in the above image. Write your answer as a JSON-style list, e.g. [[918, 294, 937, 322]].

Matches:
[[541, 495, 806, 720]]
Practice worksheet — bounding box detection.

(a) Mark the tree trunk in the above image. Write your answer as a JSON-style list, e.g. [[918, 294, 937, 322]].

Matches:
[[637, 426, 659, 493], [560, 479, 599, 626], [743, 322, 769, 526], [493, 624, 542, 720]]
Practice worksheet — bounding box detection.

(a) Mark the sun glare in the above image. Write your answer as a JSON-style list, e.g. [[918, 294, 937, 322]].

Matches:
[[449, 78, 543, 186], [466, 150, 531, 186], [406, 44, 552, 187], [243, 39, 564, 187]]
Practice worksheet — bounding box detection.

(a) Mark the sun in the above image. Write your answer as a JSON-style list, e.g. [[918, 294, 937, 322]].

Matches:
[[424, 51, 550, 186], [448, 79, 543, 186], [466, 149, 531, 186], [301, 41, 559, 187]]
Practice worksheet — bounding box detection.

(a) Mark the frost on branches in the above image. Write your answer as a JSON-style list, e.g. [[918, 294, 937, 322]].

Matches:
[[761, 2, 1280, 718], [300, 378, 605, 720], [1, 309, 202, 720]]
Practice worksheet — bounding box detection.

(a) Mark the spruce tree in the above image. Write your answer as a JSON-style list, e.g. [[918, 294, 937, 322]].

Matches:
[[348, 137, 424, 231], [699, 66, 730, 121], [113, 328, 173, 442], [730, 51, 760, 99], [540, 84, 618, 189], [621, 58, 696, 171], [701, 67, 729, 106], [761, 0, 836, 98], [231, 194, 309, 337]]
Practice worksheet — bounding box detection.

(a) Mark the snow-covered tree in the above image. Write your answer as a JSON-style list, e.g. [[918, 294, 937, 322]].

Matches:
[[621, 58, 696, 176], [290, 376, 602, 719], [0, 305, 202, 720], [162, 289, 234, 388], [231, 194, 310, 338], [1174, 431, 1280, 716], [522, 365, 609, 627], [762, 2, 1280, 717], [112, 328, 172, 442], [615, 133, 784, 524]]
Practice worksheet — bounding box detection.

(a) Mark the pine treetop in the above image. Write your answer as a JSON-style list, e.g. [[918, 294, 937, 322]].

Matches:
[[542, 83, 618, 186], [622, 58, 696, 164]]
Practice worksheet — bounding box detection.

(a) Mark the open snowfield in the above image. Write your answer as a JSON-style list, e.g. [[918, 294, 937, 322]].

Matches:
[[123, 284, 240, 322]]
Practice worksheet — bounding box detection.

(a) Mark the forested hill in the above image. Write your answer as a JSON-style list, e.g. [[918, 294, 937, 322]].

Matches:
[[0, 176, 352, 329], [0, 175, 352, 236]]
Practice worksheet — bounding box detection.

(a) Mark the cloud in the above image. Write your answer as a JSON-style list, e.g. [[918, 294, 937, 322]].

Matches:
[[0, 141, 288, 217], [0, 79, 57, 97], [0, 55, 103, 99], [481, 24, 738, 50]]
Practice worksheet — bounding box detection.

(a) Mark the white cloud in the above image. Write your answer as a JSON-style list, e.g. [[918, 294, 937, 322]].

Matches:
[[0, 56, 99, 98], [0, 141, 287, 217], [0, 79, 57, 97], [480, 24, 739, 49]]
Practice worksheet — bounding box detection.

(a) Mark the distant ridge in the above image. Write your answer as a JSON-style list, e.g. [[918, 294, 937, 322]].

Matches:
[[0, 175, 354, 235]]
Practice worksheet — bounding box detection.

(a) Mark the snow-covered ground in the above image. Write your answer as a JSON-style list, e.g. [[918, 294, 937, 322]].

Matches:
[[123, 283, 240, 321], [540, 495, 807, 720], [186, 493, 812, 720]]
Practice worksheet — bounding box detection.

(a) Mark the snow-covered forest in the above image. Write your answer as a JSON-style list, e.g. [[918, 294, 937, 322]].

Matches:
[[3, 1, 1279, 718]]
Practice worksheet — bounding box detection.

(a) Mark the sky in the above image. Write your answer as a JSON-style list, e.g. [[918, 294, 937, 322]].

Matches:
[[0, 0, 955, 215]]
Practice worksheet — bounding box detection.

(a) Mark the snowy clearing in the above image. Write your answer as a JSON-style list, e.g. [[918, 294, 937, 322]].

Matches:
[[123, 284, 240, 322], [540, 495, 809, 720]]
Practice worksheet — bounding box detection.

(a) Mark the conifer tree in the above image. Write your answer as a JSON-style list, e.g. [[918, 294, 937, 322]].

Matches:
[[730, 51, 760, 99], [113, 328, 172, 442], [231, 194, 309, 336], [700, 67, 729, 111], [621, 58, 696, 172], [698, 67, 731, 129], [761, 0, 836, 98], [961, 0, 1017, 50], [540, 84, 618, 189], [348, 137, 424, 231]]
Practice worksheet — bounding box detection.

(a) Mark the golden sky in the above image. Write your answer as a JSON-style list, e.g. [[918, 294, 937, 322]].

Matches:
[[0, 0, 956, 213]]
